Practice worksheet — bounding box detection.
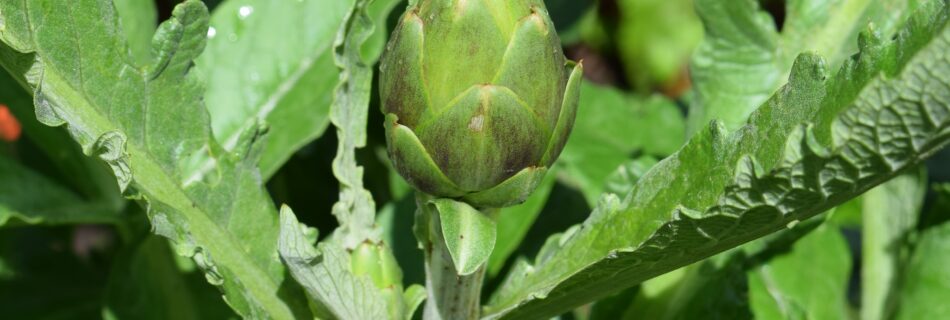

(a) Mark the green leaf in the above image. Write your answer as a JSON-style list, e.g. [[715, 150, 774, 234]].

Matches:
[[196, 0, 353, 178], [894, 217, 950, 319], [489, 172, 557, 277], [558, 83, 685, 205], [429, 199, 497, 275], [603, 156, 659, 198], [748, 224, 851, 320], [862, 168, 927, 320], [688, 0, 924, 135], [104, 235, 236, 320], [328, 0, 383, 248], [277, 206, 388, 320], [362, 0, 403, 64], [0, 155, 120, 226], [484, 2, 950, 318], [0, 1, 304, 318], [403, 284, 427, 320], [113, 0, 156, 65]]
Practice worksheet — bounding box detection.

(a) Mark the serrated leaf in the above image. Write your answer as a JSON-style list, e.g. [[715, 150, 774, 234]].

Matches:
[[862, 169, 927, 320], [429, 199, 496, 276], [277, 206, 388, 320], [196, 0, 353, 178], [0, 1, 304, 318], [328, 0, 382, 248], [688, 0, 923, 135], [484, 2, 950, 318], [588, 217, 827, 320]]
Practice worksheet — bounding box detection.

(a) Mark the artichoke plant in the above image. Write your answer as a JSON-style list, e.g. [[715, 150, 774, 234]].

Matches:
[[380, 0, 583, 209]]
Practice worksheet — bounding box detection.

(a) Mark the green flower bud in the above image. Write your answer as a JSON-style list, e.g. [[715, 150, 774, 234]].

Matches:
[[351, 241, 405, 319], [380, 0, 583, 208]]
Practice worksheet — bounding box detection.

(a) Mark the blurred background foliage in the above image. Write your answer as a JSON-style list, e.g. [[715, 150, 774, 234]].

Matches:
[[0, 0, 948, 319]]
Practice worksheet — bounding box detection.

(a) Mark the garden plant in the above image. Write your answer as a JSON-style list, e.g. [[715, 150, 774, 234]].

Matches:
[[1, 0, 949, 319]]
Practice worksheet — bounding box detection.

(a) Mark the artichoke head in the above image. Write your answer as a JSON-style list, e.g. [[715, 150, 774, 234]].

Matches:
[[380, 0, 583, 208]]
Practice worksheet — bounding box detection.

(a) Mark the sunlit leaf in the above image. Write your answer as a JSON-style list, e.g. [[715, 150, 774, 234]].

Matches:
[[485, 2, 950, 318], [0, 1, 307, 317]]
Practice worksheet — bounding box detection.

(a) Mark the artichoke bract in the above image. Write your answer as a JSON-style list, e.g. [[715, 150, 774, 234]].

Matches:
[[380, 0, 583, 208]]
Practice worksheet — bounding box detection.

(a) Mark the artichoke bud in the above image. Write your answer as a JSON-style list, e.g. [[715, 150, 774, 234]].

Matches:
[[380, 0, 583, 208], [351, 241, 405, 318]]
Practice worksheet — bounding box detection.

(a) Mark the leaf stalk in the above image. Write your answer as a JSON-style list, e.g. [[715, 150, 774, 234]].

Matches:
[[416, 194, 494, 320]]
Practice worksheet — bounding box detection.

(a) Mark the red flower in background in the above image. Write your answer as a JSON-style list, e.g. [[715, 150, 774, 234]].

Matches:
[[0, 104, 22, 142]]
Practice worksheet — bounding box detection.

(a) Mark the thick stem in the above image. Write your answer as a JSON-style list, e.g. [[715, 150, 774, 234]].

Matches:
[[416, 195, 490, 320]]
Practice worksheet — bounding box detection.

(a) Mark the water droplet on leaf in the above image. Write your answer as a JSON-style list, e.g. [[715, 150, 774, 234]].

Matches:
[[238, 6, 254, 19]]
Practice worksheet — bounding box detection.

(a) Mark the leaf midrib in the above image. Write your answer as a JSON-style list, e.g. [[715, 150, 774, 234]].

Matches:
[[38, 60, 295, 319]]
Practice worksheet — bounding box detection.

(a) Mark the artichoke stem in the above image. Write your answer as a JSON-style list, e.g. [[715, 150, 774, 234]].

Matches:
[[416, 194, 494, 320]]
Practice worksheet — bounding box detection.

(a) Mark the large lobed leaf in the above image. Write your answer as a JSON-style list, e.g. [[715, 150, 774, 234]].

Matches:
[[325, 0, 381, 248], [688, 0, 923, 135], [0, 1, 306, 318], [484, 1, 950, 318]]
